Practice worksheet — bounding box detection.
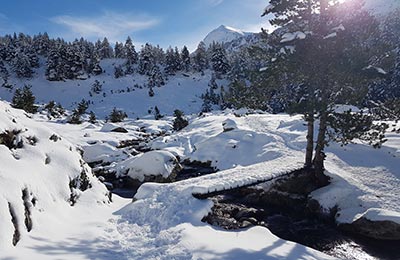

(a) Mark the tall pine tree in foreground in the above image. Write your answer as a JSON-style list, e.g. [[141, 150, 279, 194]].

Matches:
[[262, 0, 389, 184]]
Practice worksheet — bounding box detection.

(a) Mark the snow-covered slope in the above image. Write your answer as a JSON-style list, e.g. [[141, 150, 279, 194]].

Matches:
[[203, 25, 251, 47], [0, 60, 216, 119], [0, 101, 110, 251]]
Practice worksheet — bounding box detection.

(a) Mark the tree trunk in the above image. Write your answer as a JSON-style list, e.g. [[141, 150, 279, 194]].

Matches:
[[305, 113, 314, 168], [313, 111, 330, 186]]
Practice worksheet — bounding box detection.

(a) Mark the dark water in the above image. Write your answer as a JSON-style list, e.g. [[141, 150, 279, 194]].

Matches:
[[209, 193, 400, 260]]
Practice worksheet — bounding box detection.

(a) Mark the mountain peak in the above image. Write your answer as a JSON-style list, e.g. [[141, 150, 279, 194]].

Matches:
[[203, 25, 248, 47]]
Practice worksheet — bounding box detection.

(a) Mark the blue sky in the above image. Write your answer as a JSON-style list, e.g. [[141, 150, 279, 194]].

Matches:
[[0, 0, 267, 50]]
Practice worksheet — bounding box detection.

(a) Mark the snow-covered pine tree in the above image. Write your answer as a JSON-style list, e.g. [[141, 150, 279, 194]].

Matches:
[[125, 37, 138, 75], [210, 43, 230, 77], [193, 41, 208, 72], [12, 51, 33, 78], [91, 80, 102, 95], [114, 65, 124, 78], [262, 0, 389, 181], [164, 47, 176, 75], [174, 47, 182, 71], [148, 65, 165, 88], [138, 43, 155, 76], [181, 46, 191, 72], [114, 42, 125, 59]]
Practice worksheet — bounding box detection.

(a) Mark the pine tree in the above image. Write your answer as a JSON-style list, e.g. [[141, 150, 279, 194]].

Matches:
[[154, 106, 163, 120], [114, 42, 125, 58], [91, 80, 102, 95], [164, 47, 177, 75], [211, 43, 230, 77], [148, 65, 165, 88], [138, 43, 155, 76], [193, 41, 208, 72], [12, 85, 37, 113], [125, 37, 138, 65], [76, 99, 89, 115], [173, 109, 189, 131], [114, 65, 124, 78], [262, 0, 389, 181], [181, 46, 191, 72], [88, 111, 97, 124], [108, 107, 127, 123], [13, 51, 33, 78], [148, 86, 155, 97]]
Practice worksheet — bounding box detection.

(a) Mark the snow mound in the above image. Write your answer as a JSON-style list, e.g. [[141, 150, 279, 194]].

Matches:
[[0, 101, 109, 250], [118, 150, 180, 181], [354, 208, 400, 224], [100, 122, 125, 132]]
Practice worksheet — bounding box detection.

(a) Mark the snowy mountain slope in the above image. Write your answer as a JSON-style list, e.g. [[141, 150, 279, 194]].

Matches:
[[203, 25, 252, 47], [0, 59, 217, 119], [0, 101, 110, 251]]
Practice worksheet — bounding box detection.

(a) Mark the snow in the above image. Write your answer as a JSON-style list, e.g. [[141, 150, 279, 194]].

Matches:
[[0, 59, 218, 119], [0, 101, 110, 252], [323, 32, 337, 40], [117, 150, 179, 181], [203, 25, 250, 47], [364, 65, 388, 75], [1, 101, 399, 259], [115, 157, 332, 260], [354, 208, 400, 224], [332, 24, 345, 32], [281, 31, 307, 43]]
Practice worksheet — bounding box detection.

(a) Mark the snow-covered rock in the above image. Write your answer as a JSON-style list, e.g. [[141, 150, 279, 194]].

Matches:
[[117, 150, 181, 182]]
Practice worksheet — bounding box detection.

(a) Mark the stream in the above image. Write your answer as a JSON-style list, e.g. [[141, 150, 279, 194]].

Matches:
[[110, 165, 400, 260]]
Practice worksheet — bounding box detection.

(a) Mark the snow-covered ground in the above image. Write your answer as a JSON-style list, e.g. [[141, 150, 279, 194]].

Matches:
[[1, 100, 399, 259]]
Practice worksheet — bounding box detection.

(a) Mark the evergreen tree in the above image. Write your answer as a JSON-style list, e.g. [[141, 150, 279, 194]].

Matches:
[[154, 106, 163, 120], [114, 42, 125, 58], [44, 100, 64, 119], [148, 86, 155, 97], [181, 46, 191, 72], [211, 43, 230, 77], [91, 80, 102, 95], [88, 111, 97, 124], [98, 37, 113, 59], [138, 43, 155, 75], [114, 65, 124, 78], [76, 99, 89, 115], [148, 65, 165, 88], [108, 107, 127, 122], [173, 109, 189, 131], [193, 41, 208, 72], [164, 47, 177, 75], [125, 37, 138, 65], [12, 85, 37, 113], [13, 51, 33, 78], [262, 0, 389, 181]]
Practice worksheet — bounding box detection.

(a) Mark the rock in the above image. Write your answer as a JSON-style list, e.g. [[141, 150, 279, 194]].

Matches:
[[222, 119, 237, 132], [101, 123, 128, 133], [340, 217, 400, 240], [111, 127, 128, 133]]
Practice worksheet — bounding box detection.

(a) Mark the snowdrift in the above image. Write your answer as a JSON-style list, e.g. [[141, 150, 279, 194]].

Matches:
[[0, 101, 110, 249]]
